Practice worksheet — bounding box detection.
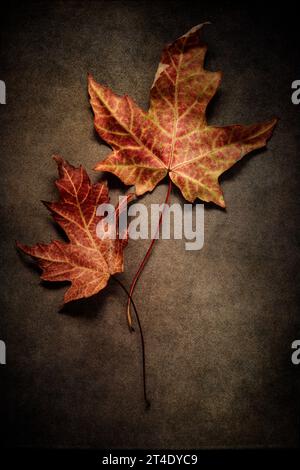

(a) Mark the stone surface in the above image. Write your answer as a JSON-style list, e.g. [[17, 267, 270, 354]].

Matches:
[[0, 0, 299, 448]]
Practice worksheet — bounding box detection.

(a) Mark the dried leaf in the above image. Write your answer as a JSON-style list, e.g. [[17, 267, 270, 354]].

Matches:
[[89, 24, 277, 207], [17, 156, 132, 303]]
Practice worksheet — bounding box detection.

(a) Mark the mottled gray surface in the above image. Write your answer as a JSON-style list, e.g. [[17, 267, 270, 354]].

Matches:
[[0, 0, 299, 449]]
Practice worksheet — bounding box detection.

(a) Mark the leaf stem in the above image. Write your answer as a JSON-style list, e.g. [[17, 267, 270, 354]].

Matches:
[[126, 179, 172, 328], [111, 274, 150, 409]]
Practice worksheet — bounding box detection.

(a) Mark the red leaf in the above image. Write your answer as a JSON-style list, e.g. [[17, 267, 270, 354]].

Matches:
[[89, 24, 277, 207], [17, 156, 133, 303]]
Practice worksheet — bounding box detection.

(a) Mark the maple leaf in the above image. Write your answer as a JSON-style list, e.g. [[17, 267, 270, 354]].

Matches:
[[17, 156, 133, 303], [88, 24, 277, 207]]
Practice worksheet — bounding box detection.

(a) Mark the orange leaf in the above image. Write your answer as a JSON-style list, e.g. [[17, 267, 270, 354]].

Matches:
[[89, 24, 277, 208], [17, 156, 133, 303]]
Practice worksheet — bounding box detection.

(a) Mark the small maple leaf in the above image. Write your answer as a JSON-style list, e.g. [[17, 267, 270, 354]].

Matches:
[[17, 156, 133, 303], [88, 24, 277, 207]]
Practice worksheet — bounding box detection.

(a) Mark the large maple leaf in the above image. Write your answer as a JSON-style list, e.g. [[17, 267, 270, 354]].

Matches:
[[88, 24, 277, 207], [17, 156, 132, 303]]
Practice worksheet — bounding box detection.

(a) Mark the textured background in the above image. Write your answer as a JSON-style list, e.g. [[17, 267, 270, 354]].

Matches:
[[0, 0, 299, 449]]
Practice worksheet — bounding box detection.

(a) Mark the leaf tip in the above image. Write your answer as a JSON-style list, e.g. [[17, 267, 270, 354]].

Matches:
[[52, 154, 63, 164], [41, 200, 52, 211], [16, 241, 29, 255], [215, 196, 226, 209], [180, 22, 211, 41], [271, 116, 279, 128], [264, 117, 278, 143], [87, 73, 96, 92]]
